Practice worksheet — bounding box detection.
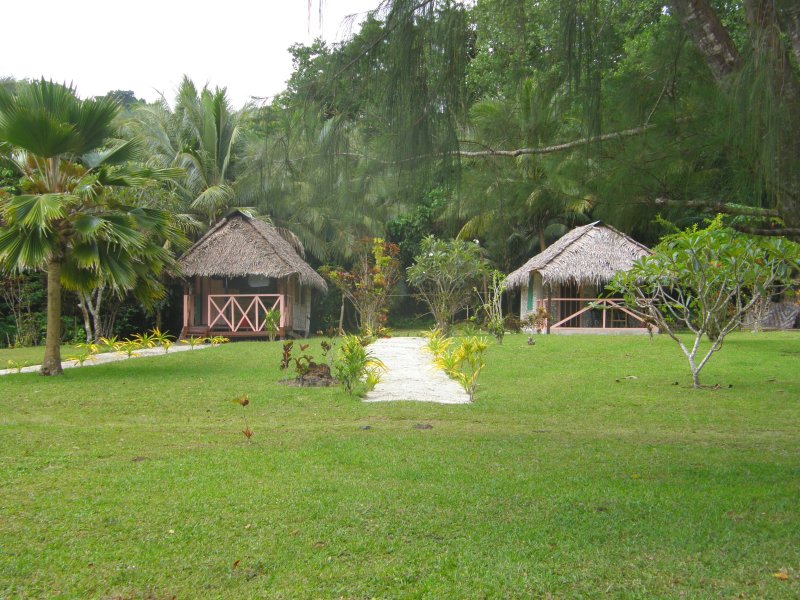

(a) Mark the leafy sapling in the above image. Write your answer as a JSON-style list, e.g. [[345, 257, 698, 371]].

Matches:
[[231, 394, 253, 442]]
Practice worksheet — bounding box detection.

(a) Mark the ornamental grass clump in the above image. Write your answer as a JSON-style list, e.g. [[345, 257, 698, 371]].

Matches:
[[117, 339, 143, 358], [6, 359, 30, 374], [99, 336, 120, 353], [132, 331, 157, 349], [68, 342, 100, 367], [426, 328, 489, 401], [150, 328, 175, 352], [333, 334, 385, 395], [449, 337, 489, 401], [181, 336, 207, 350], [423, 327, 452, 359]]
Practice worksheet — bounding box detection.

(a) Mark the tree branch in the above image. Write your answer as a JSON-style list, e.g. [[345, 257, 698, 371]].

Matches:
[[457, 123, 658, 158], [732, 225, 800, 238], [653, 197, 782, 218]]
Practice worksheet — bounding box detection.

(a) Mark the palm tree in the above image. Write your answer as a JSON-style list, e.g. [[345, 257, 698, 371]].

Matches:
[[135, 77, 244, 227], [237, 104, 396, 263], [0, 80, 183, 375], [455, 80, 592, 268]]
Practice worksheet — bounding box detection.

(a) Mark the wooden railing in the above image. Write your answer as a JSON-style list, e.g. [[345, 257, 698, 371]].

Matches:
[[535, 297, 648, 330], [206, 294, 286, 332]]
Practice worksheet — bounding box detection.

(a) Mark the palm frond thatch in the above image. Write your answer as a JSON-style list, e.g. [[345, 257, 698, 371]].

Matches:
[[506, 222, 650, 288], [178, 211, 327, 292]]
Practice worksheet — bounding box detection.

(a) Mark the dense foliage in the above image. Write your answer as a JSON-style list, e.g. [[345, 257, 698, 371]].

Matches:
[[2, 0, 799, 350]]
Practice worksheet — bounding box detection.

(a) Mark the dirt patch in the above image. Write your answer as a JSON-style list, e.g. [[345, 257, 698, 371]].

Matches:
[[280, 363, 337, 387]]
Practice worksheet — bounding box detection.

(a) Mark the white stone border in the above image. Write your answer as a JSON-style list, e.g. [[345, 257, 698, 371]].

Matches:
[[0, 344, 214, 376]]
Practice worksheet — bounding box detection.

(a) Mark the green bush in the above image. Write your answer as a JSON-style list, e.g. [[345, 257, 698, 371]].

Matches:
[[333, 334, 385, 395]]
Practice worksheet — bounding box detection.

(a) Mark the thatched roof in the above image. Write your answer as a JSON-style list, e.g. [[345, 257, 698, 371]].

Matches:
[[179, 211, 327, 292], [506, 222, 650, 289]]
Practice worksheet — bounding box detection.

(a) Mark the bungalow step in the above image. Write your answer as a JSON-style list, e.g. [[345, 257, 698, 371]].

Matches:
[[181, 325, 210, 339]]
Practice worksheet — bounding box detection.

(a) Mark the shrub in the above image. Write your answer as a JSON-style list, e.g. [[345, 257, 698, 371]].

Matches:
[[333, 334, 385, 395], [320, 238, 401, 336], [407, 237, 489, 334], [427, 329, 489, 401], [263, 309, 281, 342]]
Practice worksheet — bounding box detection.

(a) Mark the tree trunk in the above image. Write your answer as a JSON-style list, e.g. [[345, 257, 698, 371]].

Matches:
[[777, 1, 800, 65], [673, 0, 800, 232], [41, 259, 64, 376], [670, 0, 743, 81], [745, 0, 800, 230], [338, 296, 345, 335], [691, 368, 701, 388], [78, 293, 93, 343], [87, 285, 105, 343]]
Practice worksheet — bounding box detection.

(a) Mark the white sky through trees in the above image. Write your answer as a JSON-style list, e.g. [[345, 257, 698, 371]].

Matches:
[[2, 0, 378, 107]]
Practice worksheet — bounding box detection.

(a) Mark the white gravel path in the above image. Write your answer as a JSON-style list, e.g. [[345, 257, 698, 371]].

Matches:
[[0, 343, 213, 376], [363, 337, 471, 404]]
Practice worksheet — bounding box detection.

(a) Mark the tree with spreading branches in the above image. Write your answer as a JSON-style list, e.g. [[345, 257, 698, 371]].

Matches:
[[610, 218, 800, 388]]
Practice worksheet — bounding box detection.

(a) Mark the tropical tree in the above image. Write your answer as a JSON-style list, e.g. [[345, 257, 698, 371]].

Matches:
[[134, 77, 244, 227], [609, 218, 800, 388], [407, 236, 490, 333], [0, 79, 184, 375], [455, 80, 592, 267], [320, 238, 401, 335]]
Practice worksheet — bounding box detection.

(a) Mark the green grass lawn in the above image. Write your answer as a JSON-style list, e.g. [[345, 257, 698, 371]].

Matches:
[[1, 332, 798, 598], [0, 344, 98, 368]]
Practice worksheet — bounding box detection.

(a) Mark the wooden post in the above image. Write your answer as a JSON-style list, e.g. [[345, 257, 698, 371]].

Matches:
[[602, 299, 607, 329], [546, 286, 552, 334]]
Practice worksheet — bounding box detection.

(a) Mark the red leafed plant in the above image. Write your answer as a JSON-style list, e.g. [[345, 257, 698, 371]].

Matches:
[[319, 238, 400, 336], [231, 394, 253, 442]]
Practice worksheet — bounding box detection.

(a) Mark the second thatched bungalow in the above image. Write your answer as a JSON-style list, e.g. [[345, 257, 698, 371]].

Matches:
[[506, 222, 653, 334], [178, 211, 327, 339]]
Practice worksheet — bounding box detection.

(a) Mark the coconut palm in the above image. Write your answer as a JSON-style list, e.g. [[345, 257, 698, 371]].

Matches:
[[135, 77, 244, 227], [454, 80, 592, 268], [237, 105, 396, 263], [0, 79, 184, 375]]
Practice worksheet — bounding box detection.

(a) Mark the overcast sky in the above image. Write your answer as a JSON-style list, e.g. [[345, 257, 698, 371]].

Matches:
[[2, 0, 379, 107]]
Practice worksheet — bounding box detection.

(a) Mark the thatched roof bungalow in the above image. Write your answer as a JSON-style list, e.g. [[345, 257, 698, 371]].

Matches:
[[178, 211, 326, 339], [507, 222, 652, 333]]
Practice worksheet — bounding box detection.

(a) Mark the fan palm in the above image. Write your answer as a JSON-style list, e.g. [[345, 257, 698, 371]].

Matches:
[[0, 80, 184, 375]]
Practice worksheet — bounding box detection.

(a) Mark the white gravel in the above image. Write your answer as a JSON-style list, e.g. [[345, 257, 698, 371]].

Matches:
[[0, 343, 213, 376], [363, 337, 471, 404]]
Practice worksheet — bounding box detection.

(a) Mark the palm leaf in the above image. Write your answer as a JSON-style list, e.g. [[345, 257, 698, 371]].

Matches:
[[3, 194, 68, 229], [84, 137, 145, 168]]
